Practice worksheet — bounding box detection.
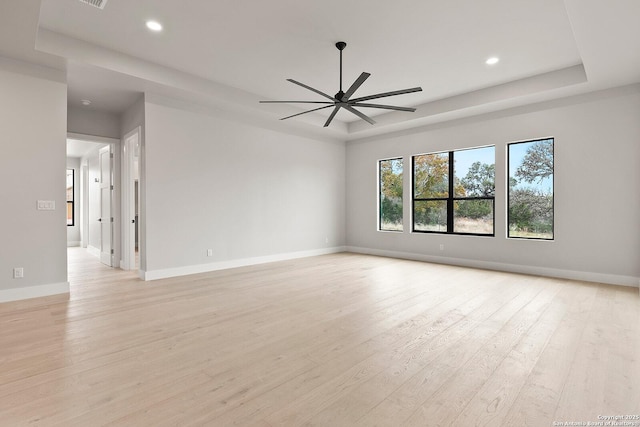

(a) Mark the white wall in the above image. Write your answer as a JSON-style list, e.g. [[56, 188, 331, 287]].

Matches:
[[0, 58, 68, 302], [66, 157, 81, 246], [142, 98, 346, 279], [120, 96, 145, 138], [346, 87, 640, 286], [68, 106, 120, 139]]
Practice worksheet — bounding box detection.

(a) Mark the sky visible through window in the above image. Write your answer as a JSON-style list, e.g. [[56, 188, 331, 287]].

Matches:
[[454, 146, 495, 181], [509, 140, 553, 192], [449, 143, 552, 193]]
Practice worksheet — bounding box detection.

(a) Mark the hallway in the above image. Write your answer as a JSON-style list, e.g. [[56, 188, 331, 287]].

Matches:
[[67, 247, 140, 300]]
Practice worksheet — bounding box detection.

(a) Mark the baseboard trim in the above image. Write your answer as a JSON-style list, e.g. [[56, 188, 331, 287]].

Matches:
[[67, 241, 81, 247], [346, 246, 639, 288], [142, 246, 347, 281], [0, 281, 70, 303]]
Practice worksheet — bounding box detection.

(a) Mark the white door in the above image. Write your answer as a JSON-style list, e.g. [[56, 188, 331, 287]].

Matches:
[[99, 146, 112, 266]]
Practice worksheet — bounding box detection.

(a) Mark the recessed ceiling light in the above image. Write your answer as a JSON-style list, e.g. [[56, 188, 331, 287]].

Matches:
[[485, 57, 500, 65], [146, 20, 163, 32], [81, 99, 91, 106]]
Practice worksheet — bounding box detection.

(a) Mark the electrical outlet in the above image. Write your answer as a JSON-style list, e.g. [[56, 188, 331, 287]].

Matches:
[[439, 244, 444, 251], [207, 249, 213, 257], [13, 267, 24, 279]]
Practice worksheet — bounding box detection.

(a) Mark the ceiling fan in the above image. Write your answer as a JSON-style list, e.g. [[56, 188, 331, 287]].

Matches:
[[260, 41, 423, 127]]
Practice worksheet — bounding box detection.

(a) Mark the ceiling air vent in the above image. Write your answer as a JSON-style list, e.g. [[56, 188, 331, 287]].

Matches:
[[78, 0, 108, 10]]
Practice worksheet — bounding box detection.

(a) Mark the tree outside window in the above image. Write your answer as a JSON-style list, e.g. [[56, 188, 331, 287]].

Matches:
[[379, 158, 403, 231], [413, 146, 495, 236], [508, 138, 554, 239]]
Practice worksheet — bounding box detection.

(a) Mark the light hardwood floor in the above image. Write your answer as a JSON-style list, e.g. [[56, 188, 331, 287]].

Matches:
[[1, 248, 639, 426]]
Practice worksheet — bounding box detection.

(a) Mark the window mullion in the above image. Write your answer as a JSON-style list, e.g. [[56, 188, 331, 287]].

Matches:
[[447, 151, 454, 233], [411, 155, 416, 232]]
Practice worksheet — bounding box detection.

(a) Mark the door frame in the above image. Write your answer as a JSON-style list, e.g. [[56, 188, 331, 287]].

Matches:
[[67, 132, 121, 268], [121, 127, 140, 271]]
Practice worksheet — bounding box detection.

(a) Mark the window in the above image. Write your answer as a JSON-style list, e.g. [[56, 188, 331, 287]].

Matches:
[[66, 169, 74, 226], [508, 138, 554, 239], [379, 158, 403, 231], [413, 146, 495, 235]]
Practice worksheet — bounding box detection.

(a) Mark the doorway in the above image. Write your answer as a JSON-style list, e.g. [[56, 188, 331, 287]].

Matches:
[[66, 133, 120, 273]]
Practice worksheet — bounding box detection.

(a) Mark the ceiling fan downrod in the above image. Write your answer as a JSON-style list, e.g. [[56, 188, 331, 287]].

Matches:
[[336, 41, 347, 101]]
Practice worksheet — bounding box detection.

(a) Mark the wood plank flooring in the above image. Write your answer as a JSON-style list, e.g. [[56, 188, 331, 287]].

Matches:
[[0, 248, 638, 426]]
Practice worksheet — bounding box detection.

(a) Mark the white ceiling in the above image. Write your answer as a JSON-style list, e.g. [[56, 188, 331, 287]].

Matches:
[[1, 0, 639, 140], [66, 138, 106, 158], [39, 0, 582, 106]]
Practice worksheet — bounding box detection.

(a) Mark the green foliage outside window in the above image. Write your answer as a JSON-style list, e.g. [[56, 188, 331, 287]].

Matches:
[[379, 139, 553, 239], [379, 158, 403, 231], [414, 147, 495, 235], [508, 139, 554, 239]]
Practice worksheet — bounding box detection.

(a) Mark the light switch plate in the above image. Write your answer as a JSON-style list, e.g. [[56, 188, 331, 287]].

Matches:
[[37, 200, 56, 210]]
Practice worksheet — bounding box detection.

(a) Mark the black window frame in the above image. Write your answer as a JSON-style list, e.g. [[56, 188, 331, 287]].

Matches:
[[507, 137, 554, 240], [412, 147, 495, 237], [66, 168, 74, 227], [378, 157, 404, 232]]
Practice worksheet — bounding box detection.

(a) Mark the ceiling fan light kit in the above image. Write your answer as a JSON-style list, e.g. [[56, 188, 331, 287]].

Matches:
[[260, 41, 422, 127]]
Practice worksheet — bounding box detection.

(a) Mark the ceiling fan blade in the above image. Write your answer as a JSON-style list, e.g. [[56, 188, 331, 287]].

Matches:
[[323, 106, 341, 127], [260, 101, 334, 104], [343, 105, 376, 125], [287, 79, 337, 101], [350, 87, 423, 103], [351, 102, 416, 112], [280, 105, 334, 121], [343, 72, 371, 100]]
